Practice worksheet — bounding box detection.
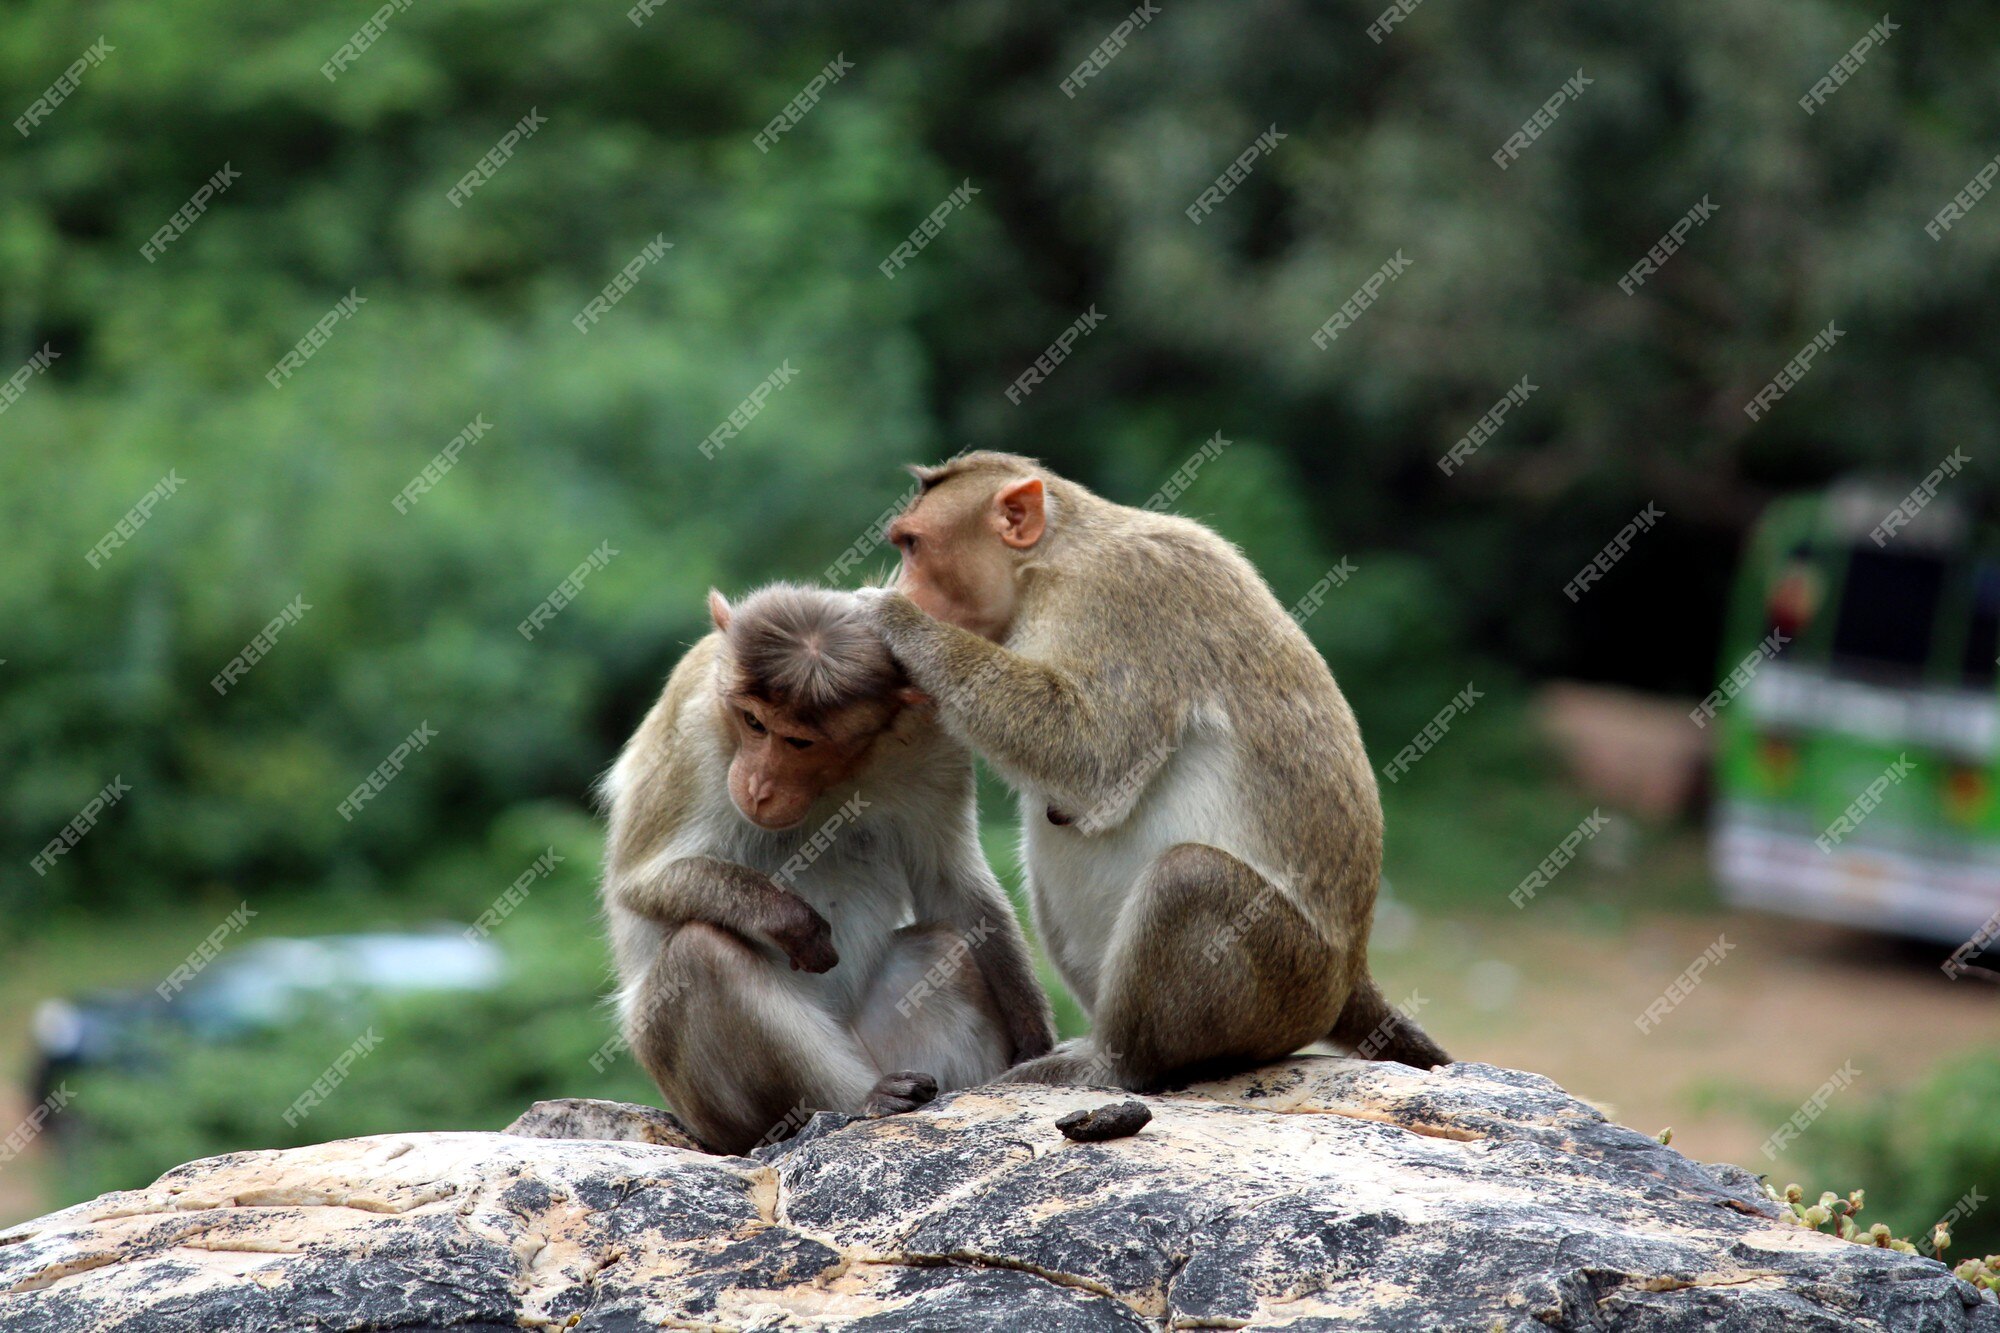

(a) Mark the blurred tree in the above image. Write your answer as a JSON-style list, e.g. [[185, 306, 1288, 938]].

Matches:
[[2, 0, 1994, 912]]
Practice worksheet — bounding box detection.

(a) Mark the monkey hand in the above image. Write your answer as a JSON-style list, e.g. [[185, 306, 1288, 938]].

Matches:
[[852, 586, 926, 637], [767, 896, 839, 973], [861, 1071, 938, 1117]]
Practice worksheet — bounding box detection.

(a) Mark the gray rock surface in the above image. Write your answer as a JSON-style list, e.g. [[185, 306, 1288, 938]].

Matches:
[[2, 1056, 1991, 1330], [505, 1096, 709, 1151]]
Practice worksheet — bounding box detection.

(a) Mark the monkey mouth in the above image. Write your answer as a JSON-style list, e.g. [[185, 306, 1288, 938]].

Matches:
[[742, 809, 808, 833]]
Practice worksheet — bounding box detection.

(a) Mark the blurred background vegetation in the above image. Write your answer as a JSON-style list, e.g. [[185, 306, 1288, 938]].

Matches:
[[1, 0, 1994, 1255]]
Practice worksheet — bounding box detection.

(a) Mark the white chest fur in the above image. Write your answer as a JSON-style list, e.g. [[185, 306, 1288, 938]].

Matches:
[[706, 798, 919, 1019], [1020, 713, 1260, 1013], [607, 769, 934, 1028]]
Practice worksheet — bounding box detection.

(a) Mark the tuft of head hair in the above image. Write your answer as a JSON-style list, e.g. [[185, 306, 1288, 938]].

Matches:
[[905, 450, 1042, 496], [719, 583, 904, 724]]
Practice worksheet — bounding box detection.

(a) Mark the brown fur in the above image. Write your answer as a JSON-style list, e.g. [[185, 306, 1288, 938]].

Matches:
[[599, 585, 1055, 1153], [722, 584, 905, 726], [868, 453, 1449, 1088]]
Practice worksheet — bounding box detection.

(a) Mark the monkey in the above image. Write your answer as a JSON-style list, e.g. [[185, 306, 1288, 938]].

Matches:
[[858, 451, 1449, 1091], [599, 582, 1055, 1154]]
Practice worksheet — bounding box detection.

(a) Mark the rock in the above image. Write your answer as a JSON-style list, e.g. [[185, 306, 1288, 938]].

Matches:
[[505, 1096, 709, 1151], [2, 1057, 1992, 1331], [1055, 1098, 1152, 1142]]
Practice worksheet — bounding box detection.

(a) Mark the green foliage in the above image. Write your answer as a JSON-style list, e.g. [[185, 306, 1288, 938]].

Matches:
[[49, 813, 642, 1201], [4, 0, 1992, 1217], [8, 0, 1988, 915], [1788, 1048, 2000, 1259], [1754, 1178, 2000, 1290], [1, 0, 954, 911], [1957, 1253, 2000, 1297], [58, 925, 652, 1204], [65, 967, 628, 1182]]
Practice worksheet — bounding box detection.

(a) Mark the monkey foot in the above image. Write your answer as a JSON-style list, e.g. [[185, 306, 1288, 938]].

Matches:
[[993, 1037, 1128, 1088], [860, 1071, 938, 1118]]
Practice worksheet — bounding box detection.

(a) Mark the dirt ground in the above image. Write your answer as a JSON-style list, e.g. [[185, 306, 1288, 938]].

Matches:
[[1372, 903, 1999, 1181]]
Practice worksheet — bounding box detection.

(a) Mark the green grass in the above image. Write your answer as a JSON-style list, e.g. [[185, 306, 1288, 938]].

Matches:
[[1377, 708, 1718, 919]]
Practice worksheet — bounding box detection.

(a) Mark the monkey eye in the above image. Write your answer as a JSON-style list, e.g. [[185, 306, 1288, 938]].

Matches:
[[785, 736, 813, 750], [897, 533, 918, 555], [742, 710, 766, 735]]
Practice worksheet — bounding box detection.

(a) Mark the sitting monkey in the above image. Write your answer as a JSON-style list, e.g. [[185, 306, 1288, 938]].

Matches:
[[862, 452, 1451, 1091], [599, 583, 1053, 1154]]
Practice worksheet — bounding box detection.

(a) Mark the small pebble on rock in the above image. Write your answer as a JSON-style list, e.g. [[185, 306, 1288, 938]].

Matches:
[[1055, 1099, 1152, 1142]]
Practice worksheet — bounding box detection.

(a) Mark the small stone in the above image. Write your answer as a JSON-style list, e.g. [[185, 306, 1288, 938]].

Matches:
[[1055, 1099, 1152, 1142]]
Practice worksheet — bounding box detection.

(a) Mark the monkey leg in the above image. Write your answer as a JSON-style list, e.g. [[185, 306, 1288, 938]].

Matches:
[[629, 923, 881, 1155], [852, 923, 1012, 1093], [1009, 844, 1348, 1090], [992, 1036, 1119, 1087]]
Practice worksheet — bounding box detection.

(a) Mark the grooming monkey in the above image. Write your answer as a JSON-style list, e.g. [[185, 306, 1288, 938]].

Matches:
[[599, 583, 1054, 1154], [862, 452, 1449, 1089]]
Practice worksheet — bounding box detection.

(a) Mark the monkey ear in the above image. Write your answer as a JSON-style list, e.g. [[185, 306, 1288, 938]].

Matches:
[[708, 588, 732, 632], [896, 686, 933, 709], [993, 477, 1046, 549]]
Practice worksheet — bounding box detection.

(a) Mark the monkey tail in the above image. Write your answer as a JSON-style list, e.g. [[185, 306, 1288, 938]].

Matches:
[[1328, 976, 1451, 1070]]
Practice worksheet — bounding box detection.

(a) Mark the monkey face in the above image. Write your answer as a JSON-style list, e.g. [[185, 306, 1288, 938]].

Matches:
[[723, 695, 893, 830], [887, 474, 1045, 641]]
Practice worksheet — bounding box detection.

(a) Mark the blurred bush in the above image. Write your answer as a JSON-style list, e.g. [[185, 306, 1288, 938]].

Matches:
[[6, 0, 1996, 918], [5, 0, 1991, 1235], [44, 802, 627, 1197], [58, 917, 656, 1202], [1794, 1047, 2000, 1259]]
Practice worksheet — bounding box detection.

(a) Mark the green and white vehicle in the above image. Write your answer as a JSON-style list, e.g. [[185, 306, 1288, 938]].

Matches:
[[1710, 482, 2000, 942]]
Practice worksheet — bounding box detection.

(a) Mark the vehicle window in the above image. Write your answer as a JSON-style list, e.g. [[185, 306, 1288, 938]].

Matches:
[[1964, 561, 2000, 689], [1829, 547, 1946, 679]]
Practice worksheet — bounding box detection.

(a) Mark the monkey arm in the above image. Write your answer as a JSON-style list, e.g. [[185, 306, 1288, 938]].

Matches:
[[611, 855, 838, 973], [913, 851, 1056, 1064], [869, 592, 1171, 817]]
